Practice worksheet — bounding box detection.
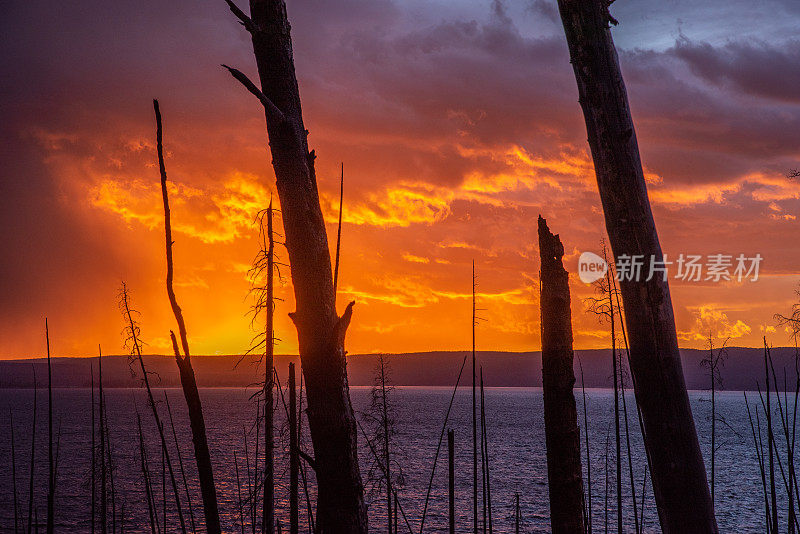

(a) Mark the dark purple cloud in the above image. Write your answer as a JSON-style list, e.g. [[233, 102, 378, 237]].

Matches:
[[672, 39, 800, 104]]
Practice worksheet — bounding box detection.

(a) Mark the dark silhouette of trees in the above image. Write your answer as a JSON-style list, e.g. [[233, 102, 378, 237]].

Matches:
[[449, 430, 455, 534], [27, 366, 37, 534], [538, 216, 585, 534], [554, 1, 717, 531], [585, 250, 623, 533], [46, 320, 54, 534], [289, 362, 299, 534], [153, 99, 222, 534], [222, 1, 367, 531], [700, 336, 729, 504], [472, 263, 479, 534], [248, 201, 277, 534], [10, 408, 19, 534], [118, 283, 187, 534], [363, 354, 405, 534]]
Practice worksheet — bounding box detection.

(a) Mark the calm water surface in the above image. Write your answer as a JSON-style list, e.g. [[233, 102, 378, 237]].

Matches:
[[0, 387, 788, 532]]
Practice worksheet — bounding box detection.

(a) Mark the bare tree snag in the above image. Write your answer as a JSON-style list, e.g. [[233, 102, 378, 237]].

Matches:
[[538, 216, 585, 534], [289, 362, 299, 534], [263, 201, 275, 534], [11, 409, 20, 534], [46, 319, 54, 534], [118, 285, 187, 534], [333, 163, 343, 296], [223, 1, 367, 532], [554, 2, 717, 532], [448, 429, 455, 534], [154, 99, 221, 534]]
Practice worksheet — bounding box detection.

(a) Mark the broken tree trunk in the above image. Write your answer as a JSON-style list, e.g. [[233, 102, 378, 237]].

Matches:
[[224, 1, 367, 531], [538, 216, 585, 534], [554, 2, 717, 532], [154, 99, 221, 534]]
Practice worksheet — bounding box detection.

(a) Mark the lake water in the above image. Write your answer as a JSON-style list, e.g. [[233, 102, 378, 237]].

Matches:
[[0, 386, 790, 532]]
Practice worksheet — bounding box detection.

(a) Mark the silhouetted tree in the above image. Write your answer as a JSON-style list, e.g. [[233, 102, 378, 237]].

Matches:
[[700, 335, 729, 504], [10, 408, 19, 534], [164, 392, 196, 533], [290, 362, 299, 534], [118, 283, 186, 534], [449, 430, 455, 534], [247, 201, 278, 534], [90, 364, 95, 534], [153, 100, 221, 534], [538, 216, 585, 534], [45, 320, 54, 534], [585, 249, 623, 533], [135, 403, 158, 534], [472, 262, 479, 534], [579, 361, 591, 534], [363, 355, 405, 534], [223, 1, 366, 530], [555, 1, 716, 531], [27, 366, 37, 534], [419, 356, 468, 534]]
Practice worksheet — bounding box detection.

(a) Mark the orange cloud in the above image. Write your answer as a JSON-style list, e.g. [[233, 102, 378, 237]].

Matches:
[[324, 184, 452, 227], [678, 305, 752, 342], [91, 172, 269, 243]]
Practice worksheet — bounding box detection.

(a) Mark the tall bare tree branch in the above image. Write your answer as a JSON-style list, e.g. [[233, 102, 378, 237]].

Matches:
[[154, 99, 221, 534]]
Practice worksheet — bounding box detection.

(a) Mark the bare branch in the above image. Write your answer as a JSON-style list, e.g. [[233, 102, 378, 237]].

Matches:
[[333, 163, 344, 295], [221, 65, 286, 125], [335, 301, 356, 347], [169, 331, 183, 362], [296, 448, 317, 473], [224, 0, 258, 34]]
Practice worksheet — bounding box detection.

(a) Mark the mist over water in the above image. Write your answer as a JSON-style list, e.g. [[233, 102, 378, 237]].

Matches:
[[0, 387, 785, 532]]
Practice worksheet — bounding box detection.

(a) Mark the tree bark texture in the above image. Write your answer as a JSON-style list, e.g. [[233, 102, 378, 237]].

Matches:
[[538, 216, 585, 534], [226, 2, 367, 532], [554, 2, 717, 532]]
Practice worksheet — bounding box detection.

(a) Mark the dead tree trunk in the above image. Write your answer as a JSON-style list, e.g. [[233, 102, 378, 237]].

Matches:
[[154, 99, 221, 534], [538, 216, 585, 534], [45, 320, 54, 534], [11, 409, 20, 534], [472, 263, 478, 534], [448, 430, 455, 534], [223, 1, 367, 531], [90, 366, 95, 534], [98, 351, 106, 534], [554, 2, 717, 532], [289, 363, 299, 534], [119, 285, 186, 534], [263, 202, 275, 534]]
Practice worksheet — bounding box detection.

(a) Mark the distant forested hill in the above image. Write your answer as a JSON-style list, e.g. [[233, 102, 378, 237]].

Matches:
[[0, 348, 797, 391]]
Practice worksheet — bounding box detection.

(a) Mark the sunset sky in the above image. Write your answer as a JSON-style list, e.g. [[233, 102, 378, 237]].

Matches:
[[2, 0, 800, 358]]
